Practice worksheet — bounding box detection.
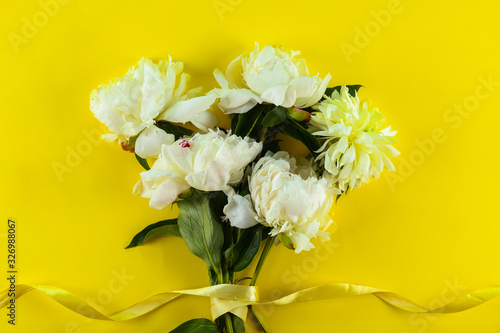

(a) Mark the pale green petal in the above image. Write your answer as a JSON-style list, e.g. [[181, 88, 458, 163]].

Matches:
[[297, 73, 331, 108], [213, 68, 229, 89], [289, 76, 317, 99], [226, 54, 246, 88]]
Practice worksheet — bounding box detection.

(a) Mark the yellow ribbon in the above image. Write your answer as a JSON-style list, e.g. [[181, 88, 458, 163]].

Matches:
[[2, 283, 500, 322], [0, 284, 258, 321]]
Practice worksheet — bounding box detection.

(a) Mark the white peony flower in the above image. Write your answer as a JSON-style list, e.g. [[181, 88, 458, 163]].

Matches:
[[133, 130, 262, 210], [90, 57, 218, 158], [224, 152, 339, 253], [310, 86, 400, 191], [210, 43, 331, 114]]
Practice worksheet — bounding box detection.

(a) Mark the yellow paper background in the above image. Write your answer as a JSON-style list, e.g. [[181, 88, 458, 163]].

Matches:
[[2, 0, 500, 332]]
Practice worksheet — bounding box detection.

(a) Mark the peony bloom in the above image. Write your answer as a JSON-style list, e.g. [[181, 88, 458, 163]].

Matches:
[[224, 152, 338, 253], [90, 57, 217, 158], [310, 86, 400, 191], [133, 130, 262, 210], [210, 43, 331, 114]]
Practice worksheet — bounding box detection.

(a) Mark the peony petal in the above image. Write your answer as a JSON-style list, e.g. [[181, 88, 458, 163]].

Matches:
[[185, 160, 231, 191], [102, 134, 119, 142], [120, 118, 146, 137], [191, 111, 219, 132], [261, 84, 296, 107], [226, 54, 246, 88], [160, 144, 194, 175], [216, 88, 262, 114], [289, 76, 317, 99], [299, 73, 331, 108], [139, 59, 169, 124], [134, 125, 175, 159], [149, 178, 190, 210], [90, 96, 128, 134], [172, 73, 190, 102], [223, 194, 259, 229], [289, 232, 315, 253], [254, 45, 275, 67], [157, 95, 216, 123], [224, 99, 259, 114], [213, 68, 229, 89], [133, 168, 170, 199]]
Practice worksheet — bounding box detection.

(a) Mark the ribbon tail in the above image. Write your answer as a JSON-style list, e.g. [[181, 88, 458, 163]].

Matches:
[[0, 284, 258, 322], [214, 283, 500, 318]]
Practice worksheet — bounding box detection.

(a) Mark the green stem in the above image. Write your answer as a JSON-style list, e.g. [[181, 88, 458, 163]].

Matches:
[[218, 269, 234, 333], [260, 126, 269, 143], [248, 306, 269, 333], [245, 237, 275, 332], [216, 270, 224, 285], [250, 236, 274, 286], [224, 313, 234, 333]]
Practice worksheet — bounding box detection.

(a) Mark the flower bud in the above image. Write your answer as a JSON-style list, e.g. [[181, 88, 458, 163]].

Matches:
[[287, 106, 311, 122]]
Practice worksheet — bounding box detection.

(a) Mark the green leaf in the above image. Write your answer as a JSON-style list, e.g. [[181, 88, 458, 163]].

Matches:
[[155, 121, 193, 139], [325, 84, 363, 97], [280, 117, 321, 156], [262, 106, 287, 127], [235, 277, 252, 283], [224, 242, 235, 267], [232, 226, 262, 272], [170, 318, 220, 333], [135, 153, 150, 170], [230, 114, 240, 132], [234, 105, 265, 137], [208, 191, 228, 224], [231, 314, 246, 333], [222, 218, 235, 267], [125, 219, 179, 249], [177, 195, 224, 273]]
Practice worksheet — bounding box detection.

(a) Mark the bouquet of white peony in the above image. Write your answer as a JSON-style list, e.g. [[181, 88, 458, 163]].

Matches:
[[89, 43, 399, 332]]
